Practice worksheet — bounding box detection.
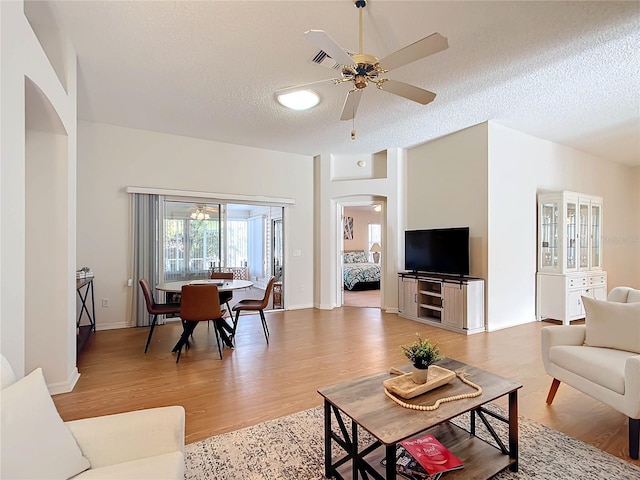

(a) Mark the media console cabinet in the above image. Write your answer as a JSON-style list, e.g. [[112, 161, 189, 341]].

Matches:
[[398, 273, 485, 335]]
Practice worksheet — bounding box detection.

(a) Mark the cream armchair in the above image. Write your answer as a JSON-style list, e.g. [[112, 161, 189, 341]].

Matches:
[[0, 354, 185, 479], [541, 287, 640, 459]]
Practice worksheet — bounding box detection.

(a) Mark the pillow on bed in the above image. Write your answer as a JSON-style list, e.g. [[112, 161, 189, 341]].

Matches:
[[344, 251, 368, 263]]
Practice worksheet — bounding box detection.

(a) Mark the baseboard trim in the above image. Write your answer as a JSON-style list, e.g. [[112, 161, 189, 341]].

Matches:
[[485, 316, 537, 332], [96, 322, 128, 331], [49, 367, 80, 395], [284, 304, 314, 311]]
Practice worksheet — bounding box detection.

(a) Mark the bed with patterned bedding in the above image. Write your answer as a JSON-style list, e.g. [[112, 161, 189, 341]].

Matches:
[[343, 251, 381, 291]]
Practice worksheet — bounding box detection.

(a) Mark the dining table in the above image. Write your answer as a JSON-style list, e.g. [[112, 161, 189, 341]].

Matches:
[[155, 279, 254, 354], [155, 278, 253, 293]]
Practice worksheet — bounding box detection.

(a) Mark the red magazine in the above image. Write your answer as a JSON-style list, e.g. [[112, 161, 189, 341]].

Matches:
[[400, 434, 464, 475]]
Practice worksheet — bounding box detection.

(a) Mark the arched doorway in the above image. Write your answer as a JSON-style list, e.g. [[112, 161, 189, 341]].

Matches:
[[337, 199, 385, 309]]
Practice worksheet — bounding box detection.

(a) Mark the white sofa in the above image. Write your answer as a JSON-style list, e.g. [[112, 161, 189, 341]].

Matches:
[[541, 286, 640, 459], [0, 354, 185, 479]]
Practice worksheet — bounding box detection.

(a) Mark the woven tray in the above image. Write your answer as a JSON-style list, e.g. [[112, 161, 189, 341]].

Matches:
[[383, 365, 456, 399]]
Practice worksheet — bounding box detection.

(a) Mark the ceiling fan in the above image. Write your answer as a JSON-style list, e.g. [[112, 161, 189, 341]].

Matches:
[[277, 0, 449, 122], [190, 204, 218, 221]]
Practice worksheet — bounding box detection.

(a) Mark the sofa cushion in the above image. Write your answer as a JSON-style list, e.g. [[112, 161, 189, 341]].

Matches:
[[0, 368, 91, 479], [72, 451, 184, 479], [549, 345, 631, 394], [628, 289, 640, 303], [582, 296, 640, 354]]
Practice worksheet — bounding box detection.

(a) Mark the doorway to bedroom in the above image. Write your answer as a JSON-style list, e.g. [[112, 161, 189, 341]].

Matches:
[[341, 204, 382, 308]]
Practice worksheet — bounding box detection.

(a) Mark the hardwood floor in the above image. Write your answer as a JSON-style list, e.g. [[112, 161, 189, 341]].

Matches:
[[53, 307, 639, 466], [343, 288, 380, 308]]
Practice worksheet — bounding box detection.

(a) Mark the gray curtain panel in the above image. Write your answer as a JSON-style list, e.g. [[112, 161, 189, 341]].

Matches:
[[132, 194, 161, 327]]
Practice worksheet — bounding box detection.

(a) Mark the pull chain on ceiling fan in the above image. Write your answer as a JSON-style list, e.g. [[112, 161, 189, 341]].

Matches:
[[276, 0, 449, 124]]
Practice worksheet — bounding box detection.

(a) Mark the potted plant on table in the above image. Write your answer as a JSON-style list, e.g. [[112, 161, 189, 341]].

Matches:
[[401, 334, 442, 385]]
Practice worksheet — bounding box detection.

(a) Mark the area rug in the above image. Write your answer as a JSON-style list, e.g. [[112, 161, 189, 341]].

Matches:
[[185, 405, 640, 479]]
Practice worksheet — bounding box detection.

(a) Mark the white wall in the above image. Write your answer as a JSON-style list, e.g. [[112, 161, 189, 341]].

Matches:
[[343, 206, 382, 255], [406, 123, 489, 279], [25, 129, 78, 391], [315, 150, 402, 312], [0, 1, 78, 390], [531, 129, 640, 289], [487, 122, 640, 330], [76, 121, 314, 329], [487, 123, 540, 330]]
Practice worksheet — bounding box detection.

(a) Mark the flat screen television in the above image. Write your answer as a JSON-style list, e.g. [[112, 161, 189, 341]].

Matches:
[[404, 227, 470, 276]]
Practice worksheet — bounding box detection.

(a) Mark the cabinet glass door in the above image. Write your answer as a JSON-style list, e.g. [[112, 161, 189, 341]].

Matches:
[[579, 202, 589, 269], [540, 201, 558, 268], [565, 201, 577, 270], [591, 204, 602, 269]]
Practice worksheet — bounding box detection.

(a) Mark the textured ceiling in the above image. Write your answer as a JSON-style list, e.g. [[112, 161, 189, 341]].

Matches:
[[48, 1, 639, 165]]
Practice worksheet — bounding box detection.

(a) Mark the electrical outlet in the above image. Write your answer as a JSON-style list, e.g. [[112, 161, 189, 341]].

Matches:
[[102, 298, 109, 308]]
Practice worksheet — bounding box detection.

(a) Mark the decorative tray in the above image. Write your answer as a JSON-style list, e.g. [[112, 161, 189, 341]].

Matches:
[[383, 365, 456, 399]]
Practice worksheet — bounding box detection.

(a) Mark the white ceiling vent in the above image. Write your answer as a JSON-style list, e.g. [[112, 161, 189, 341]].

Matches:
[[308, 50, 353, 70]]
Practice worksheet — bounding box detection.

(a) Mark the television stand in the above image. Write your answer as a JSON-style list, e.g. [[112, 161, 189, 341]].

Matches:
[[398, 272, 485, 334]]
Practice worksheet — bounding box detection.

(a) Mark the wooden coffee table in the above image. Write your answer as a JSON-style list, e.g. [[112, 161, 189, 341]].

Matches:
[[317, 358, 522, 480]]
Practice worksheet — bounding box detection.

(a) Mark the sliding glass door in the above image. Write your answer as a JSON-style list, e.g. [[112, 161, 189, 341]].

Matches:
[[163, 201, 221, 281], [160, 199, 284, 309]]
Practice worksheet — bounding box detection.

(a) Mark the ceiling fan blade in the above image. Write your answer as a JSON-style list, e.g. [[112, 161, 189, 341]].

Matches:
[[305, 30, 355, 67], [340, 89, 363, 121], [381, 80, 436, 105], [380, 33, 448, 72], [275, 78, 337, 96]]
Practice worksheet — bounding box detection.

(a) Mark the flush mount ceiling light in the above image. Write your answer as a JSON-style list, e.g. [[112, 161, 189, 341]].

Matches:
[[276, 90, 320, 110]]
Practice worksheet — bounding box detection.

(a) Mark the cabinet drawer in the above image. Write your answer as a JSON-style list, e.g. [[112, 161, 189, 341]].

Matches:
[[567, 276, 588, 288], [589, 275, 607, 286]]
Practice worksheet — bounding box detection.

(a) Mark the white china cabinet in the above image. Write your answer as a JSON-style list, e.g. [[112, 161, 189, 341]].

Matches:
[[536, 191, 606, 324]]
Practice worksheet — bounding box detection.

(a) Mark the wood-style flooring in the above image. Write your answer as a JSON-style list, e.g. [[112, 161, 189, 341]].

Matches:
[[343, 288, 381, 308], [52, 307, 639, 466]]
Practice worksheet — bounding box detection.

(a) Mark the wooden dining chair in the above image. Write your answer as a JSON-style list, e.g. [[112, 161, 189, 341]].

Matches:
[[174, 284, 228, 363], [231, 277, 276, 344], [139, 278, 181, 353]]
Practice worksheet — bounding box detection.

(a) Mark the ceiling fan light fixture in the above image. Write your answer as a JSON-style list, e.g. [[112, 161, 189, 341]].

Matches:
[[354, 75, 368, 89], [283, 0, 448, 126], [190, 205, 210, 221], [277, 90, 320, 111]]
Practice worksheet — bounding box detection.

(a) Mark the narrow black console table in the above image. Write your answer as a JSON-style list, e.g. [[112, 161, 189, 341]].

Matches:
[[76, 277, 96, 352]]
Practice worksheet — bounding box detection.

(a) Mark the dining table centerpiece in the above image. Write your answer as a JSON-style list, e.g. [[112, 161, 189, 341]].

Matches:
[[401, 334, 442, 384]]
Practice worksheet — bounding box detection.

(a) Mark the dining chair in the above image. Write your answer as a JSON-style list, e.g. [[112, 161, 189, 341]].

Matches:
[[210, 271, 235, 313], [174, 284, 228, 363], [231, 277, 276, 344], [139, 278, 181, 353]]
